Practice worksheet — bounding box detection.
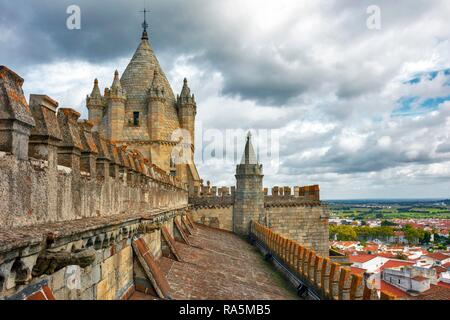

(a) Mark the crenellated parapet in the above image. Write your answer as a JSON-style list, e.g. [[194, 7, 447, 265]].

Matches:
[[250, 221, 395, 300], [189, 182, 234, 208], [266, 185, 320, 200], [0, 66, 188, 230]]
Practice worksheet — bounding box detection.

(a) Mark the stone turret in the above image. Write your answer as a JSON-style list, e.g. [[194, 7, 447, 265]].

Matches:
[[105, 70, 126, 142], [86, 79, 105, 132], [233, 132, 265, 236], [177, 78, 196, 146], [148, 69, 166, 141]]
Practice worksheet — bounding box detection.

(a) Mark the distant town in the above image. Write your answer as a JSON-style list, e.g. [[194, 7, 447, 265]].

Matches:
[[326, 199, 450, 299]]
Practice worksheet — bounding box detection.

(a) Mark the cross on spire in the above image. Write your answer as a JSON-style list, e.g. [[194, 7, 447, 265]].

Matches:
[[140, 7, 149, 40]]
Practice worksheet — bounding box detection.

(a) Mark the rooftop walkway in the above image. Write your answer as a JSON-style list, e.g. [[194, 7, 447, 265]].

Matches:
[[130, 224, 299, 300]]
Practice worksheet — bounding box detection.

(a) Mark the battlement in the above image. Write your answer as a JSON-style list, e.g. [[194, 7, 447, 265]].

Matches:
[[190, 182, 320, 202], [250, 221, 396, 300], [189, 182, 322, 215], [0, 66, 188, 229], [191, 181, 234, 197], [264, 185, 320, 200]]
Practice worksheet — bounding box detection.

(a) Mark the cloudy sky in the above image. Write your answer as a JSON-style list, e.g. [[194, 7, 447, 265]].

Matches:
[[1, 0, 450, 199]]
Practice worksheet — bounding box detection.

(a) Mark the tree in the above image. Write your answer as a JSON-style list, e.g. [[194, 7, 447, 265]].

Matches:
[[329, 225, 358, 241], [395, 253, 408, 260], [420, 231, 431, 245], [381, 220, 397, 227], [403, 225, 425, 243]]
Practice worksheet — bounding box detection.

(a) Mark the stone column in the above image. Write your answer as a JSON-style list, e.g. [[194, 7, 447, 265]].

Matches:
[[28, 94, 62, 222], [78, 120, 98, 177], [117, 146, 131, 184], [28, 95, 62, 167], [57, 108, 82, 172], [107, 142, 120, 180], [126, 152, 137, 186], [0, 66, 35, 160], [92, 132, 111, 179]]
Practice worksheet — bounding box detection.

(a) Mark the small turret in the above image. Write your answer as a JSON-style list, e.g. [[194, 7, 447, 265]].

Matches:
[[233, 132, 265, 236], [177, 78, 196, 106], [109, 70, 126, 99], [177, 78, 197, 146], [86, 79, 105, 131], [105, 70, 126, 141], [147, 69, 167, 141], [149, 69, 166, 100]]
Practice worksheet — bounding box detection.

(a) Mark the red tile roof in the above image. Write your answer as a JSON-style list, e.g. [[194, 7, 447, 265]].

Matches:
[[424, 252, 450, 261], [349, 254, 377, 263], [381, 280, 409, 299], [377, 252, 397, 259], [351, 266, 367, 275], [433, 266, 448, 276], [407, 284, 450, 300], [364, 244, 379, 252], [412, 276, 428, 282], [380, 259, 414, 271], [437, 281, 450, 289]]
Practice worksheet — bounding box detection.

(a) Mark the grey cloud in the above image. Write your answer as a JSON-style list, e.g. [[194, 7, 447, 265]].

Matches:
[[1, 0, 440, 106]]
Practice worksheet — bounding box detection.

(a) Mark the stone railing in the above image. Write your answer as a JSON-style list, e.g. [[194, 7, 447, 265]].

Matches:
[[250, 221, 396, 300]]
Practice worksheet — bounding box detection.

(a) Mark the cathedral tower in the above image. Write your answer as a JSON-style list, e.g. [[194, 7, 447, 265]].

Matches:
[[233, 133, 265, 236], [105, 70, 126, 142], [86, 79, 104, 132], [177, 78, 196, 146], [86, 14, 202, 192]]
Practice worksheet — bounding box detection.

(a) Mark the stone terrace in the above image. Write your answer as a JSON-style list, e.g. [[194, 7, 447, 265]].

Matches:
[[155, 225, 299, 300]]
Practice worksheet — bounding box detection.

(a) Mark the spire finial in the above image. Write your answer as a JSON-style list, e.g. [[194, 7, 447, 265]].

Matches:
[[140, 7, 149, 40], [247, 131, 252, 141]]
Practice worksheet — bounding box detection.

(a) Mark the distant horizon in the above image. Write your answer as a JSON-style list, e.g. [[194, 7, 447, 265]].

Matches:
[[322, 197, 449, 202]]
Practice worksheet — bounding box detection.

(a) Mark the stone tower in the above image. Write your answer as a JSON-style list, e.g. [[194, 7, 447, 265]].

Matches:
[[177, 78, 196, 145], [233, 133, 265, 236], [86, 22, 202, 193], [86, 79, 104, 132], [105, 70, 126, 142]]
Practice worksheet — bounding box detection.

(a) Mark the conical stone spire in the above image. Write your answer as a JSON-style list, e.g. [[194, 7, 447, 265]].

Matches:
[[109, 70, 126, 99], [111, 70, 121, 90], [240, 132, 258, 165], [181, 78, 190, 97], [90, 79, 101, 98], [120, 34, 175, 108]]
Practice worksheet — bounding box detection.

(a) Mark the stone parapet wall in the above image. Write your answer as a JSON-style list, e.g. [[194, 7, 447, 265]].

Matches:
[[191, 207, 234, 231], [0, 66, 188, 229], [250, 221, 396, 300], [264, 185, 320, 201], [0, 207, 187, 300], [266, 205, 330, 257], [188, 195, 234, 208]]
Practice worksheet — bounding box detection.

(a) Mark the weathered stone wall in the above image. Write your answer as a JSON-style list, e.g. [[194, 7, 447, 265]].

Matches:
[[0, 211, 183, 300], [265, 204, 330, 258], [0, 65, 190, 300], [0, 152, 187, 228], [191, 207, 234, 231]]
